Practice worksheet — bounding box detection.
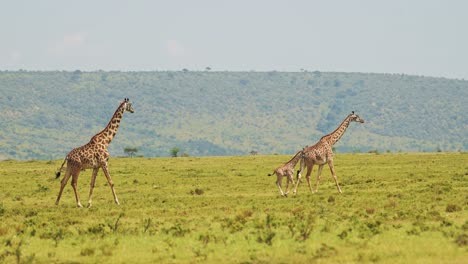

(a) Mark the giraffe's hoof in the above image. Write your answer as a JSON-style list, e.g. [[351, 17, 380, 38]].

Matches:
[[77, 203, 83, 208], [87, 203, 92, 208]]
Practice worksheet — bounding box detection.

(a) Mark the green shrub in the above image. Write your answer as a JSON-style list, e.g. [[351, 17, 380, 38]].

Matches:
[[446, 204, 462, 213]]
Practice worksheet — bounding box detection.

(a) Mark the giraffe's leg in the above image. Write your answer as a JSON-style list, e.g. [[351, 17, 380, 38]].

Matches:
[[293, 161, 305, 195], [71, 170, 83, 207], [315, 165, 324, 193], [87, 168, 99, 208], [285, 171, 295, 195], [101, 163, 120, 205], [276, 174, 286, 197], [293, 172, 301, 195], [305, 165, 314, 192], [55, 168, 72, 205], [328, 160, 342, 193]]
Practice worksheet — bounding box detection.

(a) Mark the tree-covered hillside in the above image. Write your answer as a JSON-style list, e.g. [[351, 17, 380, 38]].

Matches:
[[1, 70, 466, 160]]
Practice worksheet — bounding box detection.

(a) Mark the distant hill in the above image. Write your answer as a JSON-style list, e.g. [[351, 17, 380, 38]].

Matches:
[[1, 70, 466, 160]]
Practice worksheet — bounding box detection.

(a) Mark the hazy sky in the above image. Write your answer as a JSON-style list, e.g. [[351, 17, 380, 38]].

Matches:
[[1, 0, 467, 79]]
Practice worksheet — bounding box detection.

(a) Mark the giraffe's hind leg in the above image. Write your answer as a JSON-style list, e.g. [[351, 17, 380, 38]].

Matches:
[[87, 167, 99, 208], [101, 163, 120, 205], [276, 174, 286, 197], [55, 167, 72, 205], [315, 165, 324, 193], [71, 170, 83, 207]]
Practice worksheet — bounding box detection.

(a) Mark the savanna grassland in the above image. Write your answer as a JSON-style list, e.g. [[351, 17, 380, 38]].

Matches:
[[0, 153, 467, 263]]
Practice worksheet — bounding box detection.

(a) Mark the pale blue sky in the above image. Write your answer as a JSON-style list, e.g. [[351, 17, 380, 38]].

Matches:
[[1, 0, 467, 79]]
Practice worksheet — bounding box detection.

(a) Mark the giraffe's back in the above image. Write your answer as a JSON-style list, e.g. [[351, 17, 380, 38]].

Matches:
[[303, 140, 333, 165], [66, 143, 107, 169]]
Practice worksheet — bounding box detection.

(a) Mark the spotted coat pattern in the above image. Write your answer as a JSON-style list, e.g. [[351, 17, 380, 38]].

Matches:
[[268, 149, 304, 196], [55, 98, 134, 207], [294, 112, 364, 194]]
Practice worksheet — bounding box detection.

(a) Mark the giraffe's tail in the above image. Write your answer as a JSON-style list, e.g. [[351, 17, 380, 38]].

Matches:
[[55, 157, 67, 179], [296, 169, 302, 181]]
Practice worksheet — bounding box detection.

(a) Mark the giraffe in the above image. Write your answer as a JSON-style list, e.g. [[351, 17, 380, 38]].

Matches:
[[55, 98, 134, 207], [293, 111, 364, 194], [268, 148, 304, 197]]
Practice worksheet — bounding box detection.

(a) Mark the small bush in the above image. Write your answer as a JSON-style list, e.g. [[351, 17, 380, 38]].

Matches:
[[87, 224, 106, 236], [338, 230, 349, 240], [462, 221, 468, 231], [36, 184, 50, 193], [256, 214, 276, 246], [40, 228, 66, 247], [80, 248, 95, 256], [384, 199, 398, 209], [100, 245, 113, 256], [143, 218, 152, 233], [455, 234, 468, 247], [440, 219, 453, 227], [190, 188, 204, 195], [446, 204, 461, 213], [406, 228, 420, 236], [162, 223, 190, 237], [106, 213, 124, 233], [288, 209, 316, 241], [314, 243, 337, 259]]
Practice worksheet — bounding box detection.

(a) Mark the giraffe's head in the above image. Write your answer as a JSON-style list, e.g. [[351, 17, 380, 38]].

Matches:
[[350, 111, 365, 123], [123, 98, 135, 113]]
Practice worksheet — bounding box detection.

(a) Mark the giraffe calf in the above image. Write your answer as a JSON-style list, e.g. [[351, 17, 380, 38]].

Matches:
[[268, 150, 304, 197]]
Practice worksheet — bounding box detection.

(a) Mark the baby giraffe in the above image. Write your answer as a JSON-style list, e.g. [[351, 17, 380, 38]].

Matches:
[[268, 149, 304, 197]]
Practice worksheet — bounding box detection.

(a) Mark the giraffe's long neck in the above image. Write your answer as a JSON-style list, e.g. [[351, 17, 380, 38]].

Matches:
[[286, 151, 303, 167], [321, 115, 352, 146], [90, 103, 126, 147]]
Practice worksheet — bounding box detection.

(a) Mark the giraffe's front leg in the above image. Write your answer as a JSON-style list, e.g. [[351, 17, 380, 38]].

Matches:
[[87, 168, 99, 208], [328, 160, 342, 193], [305, 165, 314, 193], [293, 161, 305, 195], [101, 163, 120, 205], [315, 165, 324, 193]]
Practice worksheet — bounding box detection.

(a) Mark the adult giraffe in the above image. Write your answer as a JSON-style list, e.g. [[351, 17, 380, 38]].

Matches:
[[55, 98, 134, 207], [294, 111, 364, 194]]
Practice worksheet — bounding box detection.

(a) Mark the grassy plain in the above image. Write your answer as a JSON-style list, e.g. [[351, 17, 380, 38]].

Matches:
[[0, 153, 467, 263]]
